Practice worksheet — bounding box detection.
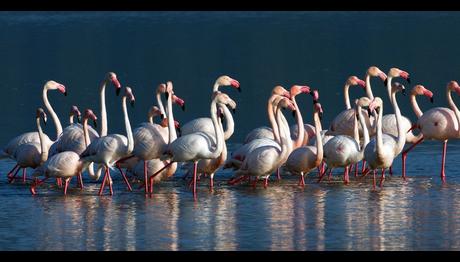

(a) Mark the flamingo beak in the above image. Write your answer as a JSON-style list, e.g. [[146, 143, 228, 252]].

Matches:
[[300, 86, 311, 94], [116, 87, 121, 96], [379, 72, 388, 82], [357, 79, 366, 88], [77, 115, 82, 123], [401, 88, 406, 96], [160, 113, 165, 119], [283, 91, 291, 99], [93, 119, 98, 128], [230, 79, 240, 90], [292, 110, 296, 118], [130, 100, 135, 108], [319, 111, 323, 121], [112, 78, 122, 89], [423, 90, 434, 103]]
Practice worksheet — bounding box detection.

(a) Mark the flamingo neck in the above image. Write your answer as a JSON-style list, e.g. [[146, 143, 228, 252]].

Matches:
[[37, 117, 48, 165], [446, 86, 460, 136], [268, 95, 280, 143], [156, 91, 166, 117], [357, 105, 370, 156], [207, 99, 224, 159], [353, 108, 359, 146], [292, 95, 304, 149], [313, 111, 323, 166], [278, 105, 293, 153], [122, 96, 134, 154], [212, 82, 220, 92], [148, 115, 154, 124], [410, 92, 424, 118], [99, 79, 109, 136], [42, 86, 63, 140], [220, 104, 235, 140], [69, 115, 74, 125], [388, 77, 406, 154], [274, 105, 289, 166], [344, 83, 352, 109], [375, 102, 384, 157], [166, 92, 178, 144], [365, 73, 375, 100], [82, 117, 97, 179]]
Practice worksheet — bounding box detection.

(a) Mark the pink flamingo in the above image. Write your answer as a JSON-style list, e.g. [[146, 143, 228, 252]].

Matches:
[[319, 97, 372, 184], [1, 81, 67, 180], [401, 81, 460, 182], [30, 109, 98, 195], [79, 87, 135, 195]]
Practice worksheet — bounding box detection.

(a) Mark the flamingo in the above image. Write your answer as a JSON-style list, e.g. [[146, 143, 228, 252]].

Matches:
[[234, 96, 297, 188], [363, 68, 409, 188], [284, 101, 324, 186], [30, 109, 98, 195], [401, 81, 460, 182], [129, 82, 184, 193], [1, 81, 67, 180], [10, 108, 49, 183], [80, 86, 135, 195], [319, 97, 372, 184], [154, 92, 236, 197]]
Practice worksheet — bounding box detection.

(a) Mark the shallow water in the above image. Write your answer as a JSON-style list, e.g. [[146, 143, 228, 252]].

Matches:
[[2, 11, 460, 251], [1, 141, 460, 251]]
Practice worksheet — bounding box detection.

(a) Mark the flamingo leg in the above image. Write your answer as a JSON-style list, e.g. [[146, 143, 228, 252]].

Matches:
[[8, 166, 22, 183], [389, 166, 393, 177], [147, 161, 172, 193], [64, 177, 71, 195], [252, 178, 258, 188], [276, 168, 281, 181], [317, 167, 329, 183], [361, 160, 366, 174], [144, 160, 148, 194], [228, 175, 246, 185], [107, 169, 113, 196], [192, 161, 198, 196], [116, 164, 132, 191], [344, 166, 350, 184], [372, 170, 376, 190], [22, 168, 26, 183], [56, 178, 63, 188], [298, 172, 305, 187], [263, 177, 269, 188], [402, 136, 424, 180], [379, 168, 385, 187], [354, 163, 358, 178], [29, 176, 50, 195], [77, 173, 84, 189], [328, 168, 333, 181], [441, 140, 448, 183], [6, 164, 19, 178], [150, 179, 154, 194], [98, 167, 109, 196]]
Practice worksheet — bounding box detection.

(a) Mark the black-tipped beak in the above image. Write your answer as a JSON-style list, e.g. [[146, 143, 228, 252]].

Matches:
[[356, 113, 359, 120], [116, 88, 121, 96], [367, 107, 373, 117], [176, 127, 181, 137], [93, 119, 98, 128], [160, 113, 165, 119], [130, 101, 135, 108], [407, 77, 411, 84], [375, 107, 380, 115], [402, 88, 406, 96], [384, 79, 388, 86], [43, 119, 47, 126], [165, 92, 169, 100], [319, 112, 323, 121], [430, 97, 434, 103], [181, 104, 186, 112], [64, 91, 67, 96], [292, 110, 296, 118], [77, 116, 81, 123], [237, 87, 242, 93]]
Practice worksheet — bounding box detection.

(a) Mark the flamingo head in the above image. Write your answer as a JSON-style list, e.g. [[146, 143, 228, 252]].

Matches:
[[355, 96, 373, 117], [214, 92, 237, 112], [448, 81, 460, 97], [392, 82, 406, 96], [278, 97, 296, 111], [290, 85, 311, 98], [107, 72, 122, 96], [414, 85, 434, 103], [310, 89, 320, 102], [388, 68, 411, 84], [70, 105, 82, 123], [217, 75, 241, 92], [84, 109, 98, 128], [348, 76, 366, 89], [36, 107, 47, 125], [367, 66, 388, 84], [46, 80, 67, 96], [313, 101, 323, 121], [272, 85, 291, 99], [369, 97, 383, 116], [157, 83, 167, 94], [172, 94, 186, 111], [148, 106, 163, 120], [124, 87, 136, 107]]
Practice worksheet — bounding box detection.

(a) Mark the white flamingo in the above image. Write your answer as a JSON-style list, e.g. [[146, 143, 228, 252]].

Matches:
[[80, 86, 135, 195], [155, 92, 236, 197], [363, 68, 409, 188], [129, 82, 184, 193], [1, 81, 67, 180], [30, 109, 98, 195], [284, 102, 324, 186], [401, 81, 460, 182], [319, 97, 372, 184]]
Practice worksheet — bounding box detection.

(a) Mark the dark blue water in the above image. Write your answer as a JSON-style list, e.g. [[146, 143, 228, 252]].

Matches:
[[2, 11, 460, 250]]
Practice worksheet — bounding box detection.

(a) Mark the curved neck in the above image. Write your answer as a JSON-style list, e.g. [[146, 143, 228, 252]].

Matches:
[[388, 76, 406, 153], [43, 87, 63, 140], [278, 105, 293, 153], [166, 92, 178, 144], [219, 104, 235, 140], [268, 95, 280, 143], [313, 111, 323, 166], [99, 79, 109, 136], [37, 117, 47, 164], [410, 92, 424, 118], [212, 81, 220, 92], [357, 105, 370, 155], [121, 96, 134, 154], [375, 102, 384, 156], [292, 95, 304, 148], [446, 87, 460, 136], [207, 99, 224, 159], [274, 104, 290, 166], [82, 117, 97, 179], [156, 91, 166, 117], [344, 83, 352, 109], [365, 73, 375, 100], [69, 115, 74, 125], [148, 115, 154, 124], [353, 109, 359, 146]]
